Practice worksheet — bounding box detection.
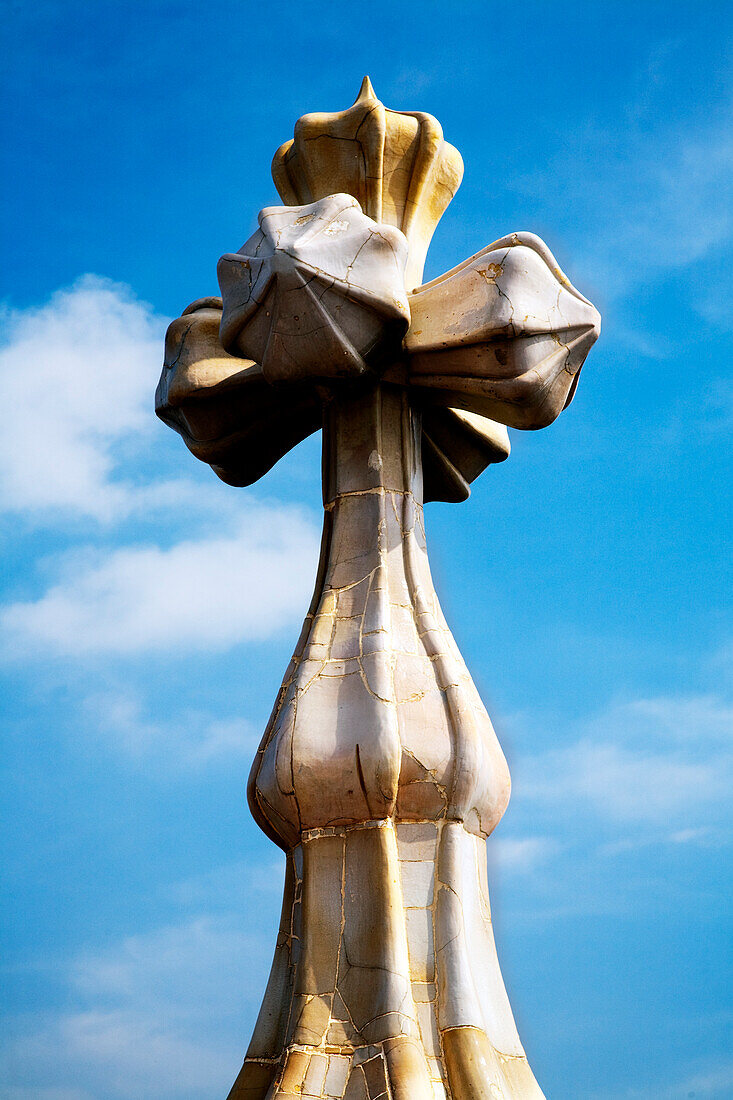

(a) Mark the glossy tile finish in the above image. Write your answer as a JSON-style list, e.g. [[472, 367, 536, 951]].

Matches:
[[218, 194, 410, 385], [228, 821, 543, 1100], [272, 76, 464, 293], [155, 79, 601, 1099]]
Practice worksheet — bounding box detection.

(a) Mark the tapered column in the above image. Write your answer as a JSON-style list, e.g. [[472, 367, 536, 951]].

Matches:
[[155, 78, 600, 1100], [229, 383, 542, 1100]]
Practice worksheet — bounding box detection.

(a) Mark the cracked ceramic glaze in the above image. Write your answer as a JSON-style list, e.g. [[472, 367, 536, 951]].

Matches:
[[406, 232, 600, 430], [155, 78, 601, 1100], [217, 195, 411, 384]]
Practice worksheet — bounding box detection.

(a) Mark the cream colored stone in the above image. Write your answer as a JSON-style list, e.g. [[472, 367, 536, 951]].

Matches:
[[432, 1078, 448, 1100], [299, 835, 344, 997], [412, 981, 436, 1004], [303, 1052, 329, 1097], [436, 825, 525, 1056], [339, 824, 418, 1044], [218, 194, 410, 385], [405, 905, 435, 983], [426, 1055, 444, 1081], [226, 1057, 275, 1100], [406, 232, 601, 431], [382, 1036, 434, 1100], [361, 1052, 389, 1098], [159, 79, 599, 1100], [399, 855, 435, 909], [272, 76, 463, 292], [352, 1046, 381, 1066], [441, 1025, 545, 1100], [396, 822, 438, 858], [327, 1019, 357, 1049], [395, 779, 447, 823], [278, 1049, 311, 1095], [156, 298, 321, 489], [343, 1065, 369, 1100], [420, 405, 510, 504], [416, 999, 441, 1057], [324, 1055, 351, 1098]]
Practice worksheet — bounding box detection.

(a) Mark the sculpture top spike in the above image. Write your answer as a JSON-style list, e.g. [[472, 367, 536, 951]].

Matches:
[[271, 75, 464, 291]]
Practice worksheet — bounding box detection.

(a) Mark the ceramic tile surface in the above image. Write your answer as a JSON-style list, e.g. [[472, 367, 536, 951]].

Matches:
[[155, 78, 600, 1100]]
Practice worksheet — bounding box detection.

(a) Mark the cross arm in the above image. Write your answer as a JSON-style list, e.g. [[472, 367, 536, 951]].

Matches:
[[405, 233, 601, 430], [155, 297, 321, 487]]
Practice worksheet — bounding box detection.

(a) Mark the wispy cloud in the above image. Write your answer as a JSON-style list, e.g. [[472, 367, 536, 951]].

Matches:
[[0, 502, 320, 656], [1, 910, 279, 1100], [515, 79, 733, 307], [167, 859, 284, 911], [72, 915, 268, 1012], [609, 694, 733, 744], [515, 693, 733, 830], [600, 825, 727, 856], [80, 690, 263, 767], [0, 277, 172, 523], [489, 836, 560, 874], [523, 739, 727, 824], [4, 1008, 233, 1100], [589, 1057, 733, 1100]]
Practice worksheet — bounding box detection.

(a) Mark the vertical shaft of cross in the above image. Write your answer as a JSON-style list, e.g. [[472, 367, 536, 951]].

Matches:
[[156, 77, 600, 1100], [320, 382, 422, 821], [232, 382, 544, 1099]]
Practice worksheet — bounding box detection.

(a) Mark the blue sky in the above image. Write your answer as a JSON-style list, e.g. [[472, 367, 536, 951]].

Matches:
[[1, 2, 731, 1098]]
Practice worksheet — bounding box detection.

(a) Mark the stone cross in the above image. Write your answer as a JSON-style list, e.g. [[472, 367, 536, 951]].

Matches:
[[156, 77, 600, 1100]]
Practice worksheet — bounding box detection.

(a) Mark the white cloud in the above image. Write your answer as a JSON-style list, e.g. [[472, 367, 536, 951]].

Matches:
[[489, 836, 559, 874], [601, 826, 728, 856], [514, 83, 733, 305], [595, 694, 733, 745], [1, 910, 280, 1100], [0, 277, 171, 522], [516, 694, 733, 828], [0, 501, 320, 655], [4, 1008, 232, 1100], [72, 915, 270, 1013], [0, 277, 323, 660], [80, 690, 263, 767], [525, 740, 726, 824]]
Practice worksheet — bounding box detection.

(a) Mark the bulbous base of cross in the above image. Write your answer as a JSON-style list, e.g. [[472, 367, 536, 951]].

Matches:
[[228, 820, 544, 1100], [227, 385, 545, 1100]]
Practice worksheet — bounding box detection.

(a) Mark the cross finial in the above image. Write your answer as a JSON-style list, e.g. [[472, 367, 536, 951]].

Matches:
[[154, 82, 601, 1100], [270, 79, 463, 289], [157, 85, 599, 497], [355, 74, 377, 103]]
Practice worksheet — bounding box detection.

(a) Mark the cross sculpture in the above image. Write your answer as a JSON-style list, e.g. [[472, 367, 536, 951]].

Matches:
[[156, 78, 600, 1100]]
